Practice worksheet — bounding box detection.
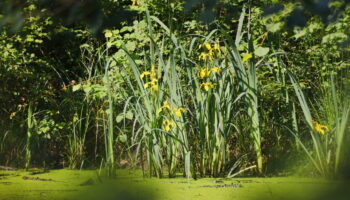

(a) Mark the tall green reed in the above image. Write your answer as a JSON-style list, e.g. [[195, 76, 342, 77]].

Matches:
[[104, 57, 116, 177], [185, 34, 245, 177], [223, 5, 264, 174], [91, 40, 118, 177], [67, 104, 90, 169], [68, 41, 119, 177], [25, 102, 34, 170], [66, 44, 97, 170]]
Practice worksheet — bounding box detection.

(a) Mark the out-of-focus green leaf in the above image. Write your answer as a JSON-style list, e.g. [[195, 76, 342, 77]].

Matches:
[[254, 47, 270, 57], [72, 84, 81, 92]]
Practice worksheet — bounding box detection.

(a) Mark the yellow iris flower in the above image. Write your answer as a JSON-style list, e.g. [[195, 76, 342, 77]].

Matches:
[[174, 107, 186, 117], [151, 83, 158, 91], [140, 71, 151, 79], [211, 67, 221, 73], [214, 44, 221, 54], [140, 65, 157, 79], [198, 68, 211, 78], [198, 52, 213, 61], [140, 65, 158, 91], [204, 42, 212, 51], [200, 82, 215, 91], [143, 79, 158, 91], [198, 42, 221, 61], [312, 120, 329, 135], [163, 120, 177, 132], [158, 100, 186, 118], [158, 99, 172, 113]]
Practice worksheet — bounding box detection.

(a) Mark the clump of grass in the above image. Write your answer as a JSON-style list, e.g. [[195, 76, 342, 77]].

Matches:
[[288, 72, 350, 178], [121, 4, 265, 177]]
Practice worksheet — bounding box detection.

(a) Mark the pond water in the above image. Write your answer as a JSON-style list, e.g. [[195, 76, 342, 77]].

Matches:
[[0, 169, 347, 200]]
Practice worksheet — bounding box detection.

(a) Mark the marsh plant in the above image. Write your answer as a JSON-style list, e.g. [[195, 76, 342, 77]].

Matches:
[[289, 72, 350, 177], [118, 6, 274, 177]]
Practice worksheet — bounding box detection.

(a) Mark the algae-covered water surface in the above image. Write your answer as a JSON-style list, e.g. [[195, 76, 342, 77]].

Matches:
[[0, 169, 345, 200]]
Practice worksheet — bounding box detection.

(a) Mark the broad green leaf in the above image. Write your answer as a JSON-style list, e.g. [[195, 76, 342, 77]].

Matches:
[[125, 111, 133, 120], [254, 47, 270, 57], [117, 134, 127, 143], [116, 114, 124, 123], [125, 41, 136, 52], [104, 30, 112, 38], [294, 29, 307, 39], [322, 32, 347, 43], [82, 85, 92, 93], [72, 84, 81, 92], [266, 22, 282, 33]]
